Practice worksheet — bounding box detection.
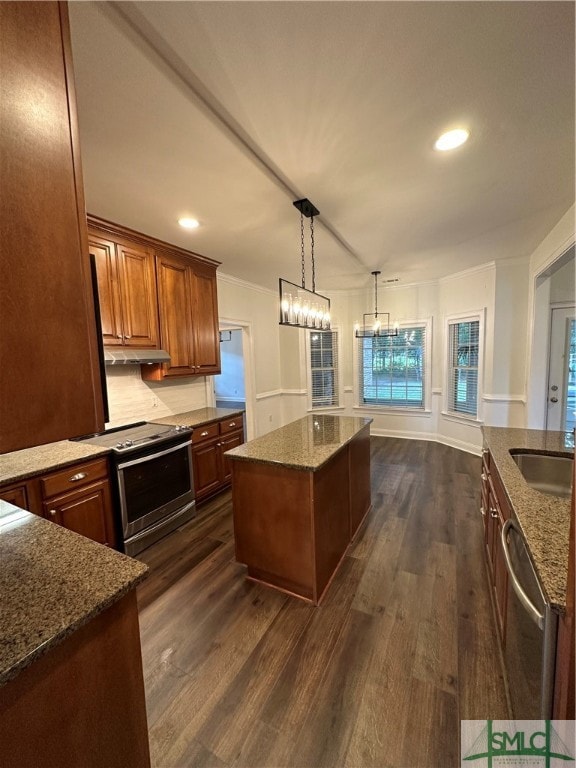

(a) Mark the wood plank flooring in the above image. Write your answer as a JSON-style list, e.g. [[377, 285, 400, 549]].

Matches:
[[137, 437, 509, 768]]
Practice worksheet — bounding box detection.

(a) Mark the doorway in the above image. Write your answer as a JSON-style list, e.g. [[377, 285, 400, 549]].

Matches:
[[546, 306, 576, 433], [214, 328, 245, 410]]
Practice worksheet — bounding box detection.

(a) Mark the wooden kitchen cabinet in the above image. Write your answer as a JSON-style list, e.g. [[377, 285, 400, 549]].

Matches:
[[87, 224, 159, 348], [480, 448, 510, 640], [191, 416, 244, 503], [41, 458, 117, 548], [0, 458, 117, 549], [0, 2, 105, 453], [143, 251, 220, 379]]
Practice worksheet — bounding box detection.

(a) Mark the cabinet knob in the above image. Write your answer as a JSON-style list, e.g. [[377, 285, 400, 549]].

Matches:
[[69, 472, 87, 482], [201, 430, 209, 437], [124, 334, 132, 340], [116, 334, 123, 339], [480, 506, 486, 517], [490, 508, 498, 519], [229, 422, 236, 427], [49, 509, 57, 517], [481, 473, 487, 481]]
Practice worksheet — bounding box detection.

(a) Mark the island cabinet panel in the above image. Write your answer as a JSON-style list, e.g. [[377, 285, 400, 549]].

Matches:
[[230, 418, 372, 605], [233, 462, 315, 601], [0, 592, 150, 768], [349, 425, 371, 538], [313, 447, 351, 598], [0, 1, 105, 453]]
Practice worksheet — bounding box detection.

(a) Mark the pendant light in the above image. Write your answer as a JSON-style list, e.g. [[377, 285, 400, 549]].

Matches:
[[355, 271, 399, 338], [279, 198, 331, 330]]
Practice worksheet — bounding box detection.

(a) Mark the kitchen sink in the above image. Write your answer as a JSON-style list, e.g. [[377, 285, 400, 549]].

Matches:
[[510, 451, 573, 498]]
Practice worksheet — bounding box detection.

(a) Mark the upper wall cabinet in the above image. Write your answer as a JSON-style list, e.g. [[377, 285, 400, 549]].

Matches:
[[87, 227, 159, 348], [143, 251, 220, 379], [87, 217, 221, 378], [0, 2, 105, 453]]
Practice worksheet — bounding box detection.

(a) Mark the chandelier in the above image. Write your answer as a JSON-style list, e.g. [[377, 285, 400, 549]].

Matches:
[[279, 198, 331, 330], [355, 270, 399, 338]]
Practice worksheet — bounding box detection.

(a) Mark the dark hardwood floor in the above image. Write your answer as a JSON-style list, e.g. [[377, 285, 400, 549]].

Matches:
[[136, 437, 509, 768]]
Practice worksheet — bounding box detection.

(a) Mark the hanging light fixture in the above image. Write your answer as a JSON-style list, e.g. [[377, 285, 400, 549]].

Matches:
[[279, 198, 331, 330], [355, 271, 399, 338]]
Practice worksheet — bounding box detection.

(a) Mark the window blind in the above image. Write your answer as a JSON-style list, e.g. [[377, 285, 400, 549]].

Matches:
[[448, 320, 480, 416], [358, 325, 426, 408], [310, 330, 339, 408]]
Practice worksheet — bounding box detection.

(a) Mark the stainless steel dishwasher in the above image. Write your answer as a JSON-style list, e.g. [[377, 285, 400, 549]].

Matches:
[[501, 518, 558, 718]]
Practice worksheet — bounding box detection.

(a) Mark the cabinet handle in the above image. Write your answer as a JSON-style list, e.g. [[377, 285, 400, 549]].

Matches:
[[200, 430, 209, 437], [481, 473, 487, 481], [116, 334, 123, 339], [49, 509, 57, 517], [490, 508, 498, 519], [228, 422, 236, 427], [124, 334, 132, 340], [69, 472, 88, 482], [482, 448, 489, 455], [480, 506, 486, 517]]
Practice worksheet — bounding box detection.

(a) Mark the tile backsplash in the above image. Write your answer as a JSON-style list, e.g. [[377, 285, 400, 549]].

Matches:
[[105, 367, 209, 427]]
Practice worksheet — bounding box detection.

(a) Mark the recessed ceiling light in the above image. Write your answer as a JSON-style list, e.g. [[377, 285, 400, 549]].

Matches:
[[178, 217, 199, 229], [434, 128, 469, 151]]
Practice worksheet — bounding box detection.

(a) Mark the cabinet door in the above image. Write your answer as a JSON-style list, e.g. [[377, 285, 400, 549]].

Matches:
[[219, 430, 244, 484], [155, 254, 195, 377], [116, 241, 158, 347], [0, 483, 29, 510], [0, 3, 105, 453], [43, 480, 116, 548], [191, 264, 221, 375], [192, 440, 221, 500], [88, 234, 123, 345]]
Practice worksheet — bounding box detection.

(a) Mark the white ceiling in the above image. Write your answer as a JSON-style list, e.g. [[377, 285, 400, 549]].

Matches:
[[68, 1, 575, 292]]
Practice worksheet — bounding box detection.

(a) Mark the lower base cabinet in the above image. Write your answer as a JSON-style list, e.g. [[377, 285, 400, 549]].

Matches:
[[0, 457, 117, 548], [0, 591, 150, 768], [191, 415, 244, 503]]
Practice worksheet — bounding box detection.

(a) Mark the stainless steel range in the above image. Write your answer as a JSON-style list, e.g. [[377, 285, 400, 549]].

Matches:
[[72, 421, 195, 556]]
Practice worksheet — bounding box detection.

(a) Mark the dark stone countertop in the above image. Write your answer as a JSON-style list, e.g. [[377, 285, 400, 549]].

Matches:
[[0, 500, 147, 686], [482, 426, 573, 612]]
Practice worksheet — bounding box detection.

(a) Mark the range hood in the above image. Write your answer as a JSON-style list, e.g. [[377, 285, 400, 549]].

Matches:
[[104, 348, 171, 365]]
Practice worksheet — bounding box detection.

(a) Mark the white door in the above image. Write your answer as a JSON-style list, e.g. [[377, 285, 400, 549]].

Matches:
[[546, 306, 576, 432]]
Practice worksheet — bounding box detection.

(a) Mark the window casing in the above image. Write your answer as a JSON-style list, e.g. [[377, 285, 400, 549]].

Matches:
[[446, 315, 482, 419], [309, 329, 339, 408], [357, 322, 429, 409]]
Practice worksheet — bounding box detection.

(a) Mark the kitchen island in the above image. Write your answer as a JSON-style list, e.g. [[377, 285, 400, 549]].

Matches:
[[226, 414, 372, 604], [0, 501, 150, 768]]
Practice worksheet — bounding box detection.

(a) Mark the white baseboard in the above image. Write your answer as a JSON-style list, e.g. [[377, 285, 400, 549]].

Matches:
[[370, 426, 481, 456]]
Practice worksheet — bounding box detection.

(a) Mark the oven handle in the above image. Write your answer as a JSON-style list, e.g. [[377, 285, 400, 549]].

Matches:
[[501, 518, 545, 630], [117, 439, 193, 470]]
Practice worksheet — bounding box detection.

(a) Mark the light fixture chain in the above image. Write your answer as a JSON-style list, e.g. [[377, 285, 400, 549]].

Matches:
[[310, 215, 315, 293], [300, 211, 306, 289], [374, 271, 378, 316]]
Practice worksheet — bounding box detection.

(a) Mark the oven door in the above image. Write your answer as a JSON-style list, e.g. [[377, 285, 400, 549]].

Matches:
[[117, 438, 195, 544]]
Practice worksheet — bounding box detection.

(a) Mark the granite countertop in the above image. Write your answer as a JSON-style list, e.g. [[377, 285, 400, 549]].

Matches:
[[482, 426, 573, 612], [225, 414, 372, 471], [150, 406, 244, 429], [0, 500, 148, 687], [0, 440, 110, 487]]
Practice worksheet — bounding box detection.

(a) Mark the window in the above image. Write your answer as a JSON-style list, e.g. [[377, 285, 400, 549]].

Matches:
[[358, 324, 427, 408], [447, 318, 480, 417], [309, 330, 339, 408]]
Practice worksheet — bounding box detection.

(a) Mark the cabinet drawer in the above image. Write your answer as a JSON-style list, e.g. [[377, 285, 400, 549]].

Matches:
[[219, 416, 243, 435], [192, 422, 219, 444], [41, 458, 109, 499]]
